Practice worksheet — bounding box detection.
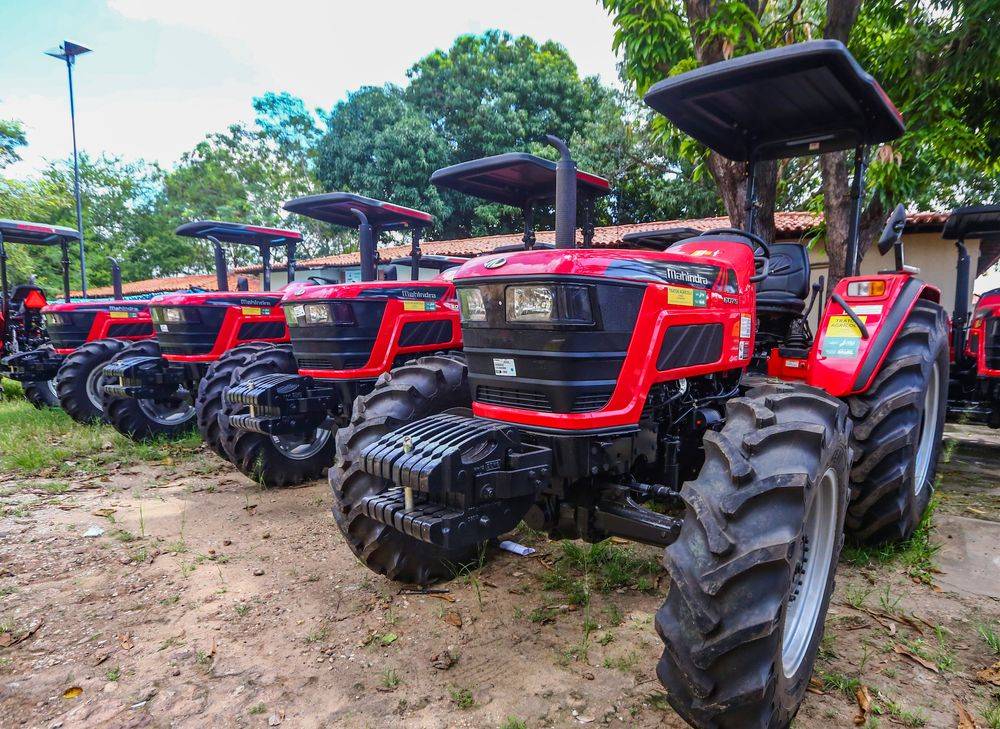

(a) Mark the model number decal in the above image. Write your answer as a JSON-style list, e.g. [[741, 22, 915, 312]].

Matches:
[[667, 286, 707, 307], [493, 358, 517, 377]]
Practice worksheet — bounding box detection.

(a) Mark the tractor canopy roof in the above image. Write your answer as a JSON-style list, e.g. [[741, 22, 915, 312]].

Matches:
[[388, 254, 466, 271], [430, 152, 611, 207], [174, 220, 302, 246], [942, 205, 1000, 241], [643, 40, 904, 162], [284, 193, 433, 231], [621, 227, 702, 251], [0, 219, 80, 245]]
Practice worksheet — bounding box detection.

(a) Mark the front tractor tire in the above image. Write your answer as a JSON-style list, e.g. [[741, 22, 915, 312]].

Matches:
[[328, 354, 475, 585], [55, 338, 129, 423], [846, 299, 949, 544], [219, 344, 335, 488], [195, 342, 273, 459], [656, 382, 851, 729], [22, 345, 60, 409], [104, 340, 196, 441]]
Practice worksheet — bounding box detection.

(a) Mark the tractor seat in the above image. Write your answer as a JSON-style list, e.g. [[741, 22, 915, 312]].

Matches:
[[756, 243, 809, 317]]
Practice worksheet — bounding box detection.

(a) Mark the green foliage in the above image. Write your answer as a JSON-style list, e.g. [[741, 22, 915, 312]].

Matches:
[[0, 118, 27, 169]]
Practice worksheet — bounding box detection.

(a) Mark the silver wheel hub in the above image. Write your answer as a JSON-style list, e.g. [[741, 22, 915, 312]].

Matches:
[[85, 366, 105, 410], [782, 467, 838, 678], [913, 361, 940, 496], [138, 392, 195, 426], [270, 424, 333, 461]]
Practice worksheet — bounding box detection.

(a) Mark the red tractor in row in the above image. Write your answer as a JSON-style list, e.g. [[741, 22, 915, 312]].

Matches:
[[944, 204, 1000, 427], [219, 166, 609, 486], [0, 220, 154, 414], [325, 41, 948, 728], [101, 221, 300, 449]]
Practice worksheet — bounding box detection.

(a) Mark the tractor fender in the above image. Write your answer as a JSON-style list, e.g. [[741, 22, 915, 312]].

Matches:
[[807, 274, 940, 397]]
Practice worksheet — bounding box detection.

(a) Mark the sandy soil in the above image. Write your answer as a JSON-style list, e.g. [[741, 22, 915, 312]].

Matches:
[[1, 425, 999, 729]]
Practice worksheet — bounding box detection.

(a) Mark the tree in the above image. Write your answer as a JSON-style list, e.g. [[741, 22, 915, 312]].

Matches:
[[1, 118, 27, 170], [602, 0, 1000, 284]]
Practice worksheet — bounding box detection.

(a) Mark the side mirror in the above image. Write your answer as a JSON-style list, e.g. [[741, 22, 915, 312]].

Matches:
[[877, 204, 907, 256]]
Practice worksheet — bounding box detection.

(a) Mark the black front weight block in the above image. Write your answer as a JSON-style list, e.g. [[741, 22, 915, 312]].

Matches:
[[359, 413, 552, 550], [225, 373, 340, 435], [102, 355, 186, 400], [0, 349, 64, 382]]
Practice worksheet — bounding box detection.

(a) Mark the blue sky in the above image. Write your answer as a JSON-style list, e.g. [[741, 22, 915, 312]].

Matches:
[[0, 0, 620, 178]]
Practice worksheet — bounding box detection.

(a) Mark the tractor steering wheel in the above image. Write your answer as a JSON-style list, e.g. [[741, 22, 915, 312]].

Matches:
[[700, 228, 772, 283]]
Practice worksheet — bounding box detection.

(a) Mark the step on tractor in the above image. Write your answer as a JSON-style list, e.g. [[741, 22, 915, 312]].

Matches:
[[943, 204, 1000, 427], [219, 162, 611, 488], [327, 40, 949, 729], [0, 220, 82, 408], [101, 221, 300, 447]]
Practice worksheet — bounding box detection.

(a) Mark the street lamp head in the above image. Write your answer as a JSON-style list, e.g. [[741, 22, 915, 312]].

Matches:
[[44, 40, 92, 62]]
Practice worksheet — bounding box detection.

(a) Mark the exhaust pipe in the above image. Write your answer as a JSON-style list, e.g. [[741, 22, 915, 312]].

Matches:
[[545, 135, 577, 249], [352, 208, 377, 282], [236, 276, 249, 292], [954, 238, 971, 363], [110, 258, 123, 299], [209, 235, 229, 292]]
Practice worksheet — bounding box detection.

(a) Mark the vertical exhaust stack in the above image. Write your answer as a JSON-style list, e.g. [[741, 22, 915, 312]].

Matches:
[[953, 238, 971, 363], [236, 276, 249, 291], [210, 236, 229, 292], [286, 241, 297, 284], [110, 258, 123, 300], [352, 208, 377, 282], [545, 135, 578, 249]]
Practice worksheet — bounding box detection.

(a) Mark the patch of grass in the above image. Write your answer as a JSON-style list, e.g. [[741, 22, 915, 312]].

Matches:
[[901, 631, 955, 673], [984, 699, 1000, 729], [305, 626, 329, 644], [819, 670, 861, 697], [36, 480, 70, 494], [598, 631, 614, 646], [105, 666, 121, 682], [844, 583, 873, 609], [980, 623, 1000, 655], [529, 605, 558, 624], [841, 495, 940, 584], [543, 540, 660, 608], [248, 702, 267, 715], [381, 668, 400, 690], [604, 602, 624, 627], [112, 529, 137, 543], [881, 698, 927, 727], [234, 602, 251, 617], [602, 650, 639, 673], [499, 718, 527, 729], [130, 547, 148, 564], [449, 686, 475, 710]]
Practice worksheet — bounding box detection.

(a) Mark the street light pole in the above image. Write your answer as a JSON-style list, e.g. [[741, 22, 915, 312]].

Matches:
[[45, 40, 91, 297]]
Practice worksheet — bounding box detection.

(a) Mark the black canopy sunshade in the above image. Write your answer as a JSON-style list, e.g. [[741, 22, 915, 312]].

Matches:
[[942, 205, 1000, 241], [174, 220, 302, 246], [621, 227, 702, 251], [643, 40, 904, 162], [430, 152, 610, 207], [284, 193, 433, 230], [0, 219, 81, 245]]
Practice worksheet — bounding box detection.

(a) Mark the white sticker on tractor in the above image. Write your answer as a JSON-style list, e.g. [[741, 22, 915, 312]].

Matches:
[[738, 340, 750, 360], [740, 314, 752, 339], [851, 304, 883, 316], [159, 324, 168, 332], [293, 305, 306, 318], [493, 358, 517, 377]]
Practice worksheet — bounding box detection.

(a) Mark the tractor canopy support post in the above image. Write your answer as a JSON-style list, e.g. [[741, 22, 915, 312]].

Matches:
[[953, 237, 971, 362], [261, 244, 272, 292], [845, 145, 869, 277], [0, 233, 8, 333], [110, 257, 123, 299], [209, 235, 229, 292], [582, 196, 596, 246], [410, 227, 422, 281], [352, 208, 377, 282], [546, 135, 578, 249], [286, 241, 297, 284], [744, 158, 758, 236], [522, 202, 536, 250], [60, 241, 71, 302]]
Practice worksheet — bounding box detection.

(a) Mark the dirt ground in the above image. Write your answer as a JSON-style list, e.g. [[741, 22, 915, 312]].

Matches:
[[1, 418, 999, 728]]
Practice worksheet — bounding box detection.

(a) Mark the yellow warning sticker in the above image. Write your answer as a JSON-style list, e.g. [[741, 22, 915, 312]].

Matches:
[[241, 306, 262, 316], [826, 314, 867, 338], [109, 311, 130, 319], [667, 287, 707, 307], [402, 300, 428, 311]]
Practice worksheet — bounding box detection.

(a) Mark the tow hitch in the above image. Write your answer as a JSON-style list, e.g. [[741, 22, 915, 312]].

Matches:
[[103, 355, 185, 400], [224, 373, 344, 435], [359, 413, 552, 550], [1, 349, 64, 382]]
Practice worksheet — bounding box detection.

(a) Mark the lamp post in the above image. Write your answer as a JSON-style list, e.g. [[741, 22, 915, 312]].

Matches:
[[44, 40, 91, 297]]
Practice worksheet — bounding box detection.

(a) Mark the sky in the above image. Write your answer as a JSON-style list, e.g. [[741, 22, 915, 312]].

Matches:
[[0, 0, 621, 179]]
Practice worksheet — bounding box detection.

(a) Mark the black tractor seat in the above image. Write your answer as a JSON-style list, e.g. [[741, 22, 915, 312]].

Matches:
[[755, 242, 810, 317]]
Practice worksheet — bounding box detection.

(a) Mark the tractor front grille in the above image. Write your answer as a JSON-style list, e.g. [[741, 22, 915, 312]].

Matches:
[[986, 317, 1000, 370], [46, 311, 98, 349], [155, 306, 228, 355], [476, 386, 553, 411], [284, 300, 386, 371]]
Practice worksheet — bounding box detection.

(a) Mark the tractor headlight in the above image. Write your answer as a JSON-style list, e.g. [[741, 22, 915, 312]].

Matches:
[[458, 288, 486, 322], [846, 280, 886, 297], [304, 303, 332, 325], [162, 307, 185, 323], [506, 285, 593, 324], [45, 313, 67, 327]]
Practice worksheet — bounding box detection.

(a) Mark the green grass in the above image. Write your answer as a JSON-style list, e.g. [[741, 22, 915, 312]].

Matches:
[[979, 622, 1000, 655], [984, 699, 1000, 729], [0, 390, 202, 477], [248, 702, 267, 715], [449, 686, 475, 710], [841, 495, 940, 584], [380, 668, 400, 690], [542, 540, 661, 607], [499, 718, 527, 729]]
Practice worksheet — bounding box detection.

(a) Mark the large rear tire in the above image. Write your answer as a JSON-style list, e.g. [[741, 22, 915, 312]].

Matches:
[[655, 382, 851, 729], [846, 299, 948, 544], [104, 340, 196, 441], [219, 344, 335, 487], [56, 338, 129, 423], [195, 342, 273, 459], [328, 354, 476, 585]]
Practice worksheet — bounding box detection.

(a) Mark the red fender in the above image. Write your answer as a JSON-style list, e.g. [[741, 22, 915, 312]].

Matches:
[[807, 274, 940, 397]]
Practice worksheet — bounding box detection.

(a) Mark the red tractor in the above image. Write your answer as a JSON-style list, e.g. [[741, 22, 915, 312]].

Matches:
[[326, 41, 948, 728], [944, 205, 1000, 427], [101, 221, 300, 449]]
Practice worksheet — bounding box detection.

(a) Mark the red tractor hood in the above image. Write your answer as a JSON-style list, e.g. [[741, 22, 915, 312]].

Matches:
[[278, 278, 456, 303], [149, 290, 286, 307], [43, 300, 151, 314]]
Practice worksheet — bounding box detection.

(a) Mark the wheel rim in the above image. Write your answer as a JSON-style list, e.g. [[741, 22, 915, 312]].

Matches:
[[45, 379, 57, 400], [85, 366, 105, 410], [782, 467, 838, 678], [270, 425, 333, 461], [913, 361, 940, 496], [138, 396, 195, 426]]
